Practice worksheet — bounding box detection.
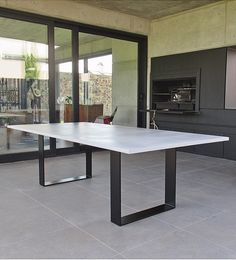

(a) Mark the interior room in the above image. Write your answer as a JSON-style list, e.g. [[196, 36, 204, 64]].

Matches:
[[0, 0, 236, 259]]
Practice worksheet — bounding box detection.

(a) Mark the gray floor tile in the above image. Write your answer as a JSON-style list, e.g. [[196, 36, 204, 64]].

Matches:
[[176, 157, 216, 175], [112, 253, 126, 259], [123, 230, 236, 259], [81, 216, 178, 252], [207, 164, 236, 178], [0, 205, 72, 246], [195, 154, 236, 167], [218, 176, 236, 190], [0, 150, 236, 258], [25, 184, 112, 225], [0, 189, 38, 211], [0, 178, 15, 191], [121, 181, 164, 210], [122, 151, 165, 169], [178, 168, 236, 190], [0, 227, 117, 259], [0, 159, 37, 171], [177, 153, 233, 166], [177, 151, 205, 160], [185, 210, 236, 252], [122, 165, 164, 184], [76, 173, 165, 210], [154, 197, 223, 228], [0, 165, 41, 191], [0, 155, 87, 191], [24, 183, 133, 226], [141, 175, 209, 194], [75, 174, 110, 198], [180, 184, 236, 212]]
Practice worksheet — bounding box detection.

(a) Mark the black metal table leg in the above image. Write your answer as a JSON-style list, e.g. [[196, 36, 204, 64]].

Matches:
[[6, 127, 10, 150], [86, 149, 92, 178], [39, 135, 45, 186], [38, 135, 92, 187], [110, 149, 176, 226], [165, 148, 176, 207], [110, 151, 122, 226]]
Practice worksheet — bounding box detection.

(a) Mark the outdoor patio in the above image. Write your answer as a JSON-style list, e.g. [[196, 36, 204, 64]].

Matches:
[[0, 150, 235, 258]]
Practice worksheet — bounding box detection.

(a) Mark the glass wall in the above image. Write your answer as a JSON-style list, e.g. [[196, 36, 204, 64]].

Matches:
[[55, 27, 72, 123], [0, 10, 146, 161], [78, 32, 138, 126], [0, 17, 49, 154], [225, 48, 236, 109], [54, 27, 73, 148]]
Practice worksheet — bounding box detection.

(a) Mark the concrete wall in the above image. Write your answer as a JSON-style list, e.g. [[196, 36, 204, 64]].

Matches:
[[112, 40, 138, 126], [79, 38, 112, 58], [0, 0, 149, 35], [149, 1, 236, 58]]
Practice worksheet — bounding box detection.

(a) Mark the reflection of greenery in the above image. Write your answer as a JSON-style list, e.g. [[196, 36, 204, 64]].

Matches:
[[24, 54, 39, 80], [64, 96, 72, 104]]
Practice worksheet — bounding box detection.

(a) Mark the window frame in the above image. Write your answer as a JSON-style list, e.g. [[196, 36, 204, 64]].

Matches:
[[0, 7, 147, 162]]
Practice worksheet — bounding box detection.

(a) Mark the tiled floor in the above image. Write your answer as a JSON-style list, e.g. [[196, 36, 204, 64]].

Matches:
[[0, 150, 236, 258]]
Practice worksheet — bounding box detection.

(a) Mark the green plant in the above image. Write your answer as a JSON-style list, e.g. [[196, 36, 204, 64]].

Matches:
[[64, 96, 72, 104], [24, 54, 39, 80]]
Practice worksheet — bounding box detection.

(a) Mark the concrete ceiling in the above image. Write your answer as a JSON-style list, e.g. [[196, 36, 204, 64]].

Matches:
[[74, 0, 221, 20], [0, 17, 104, 46]]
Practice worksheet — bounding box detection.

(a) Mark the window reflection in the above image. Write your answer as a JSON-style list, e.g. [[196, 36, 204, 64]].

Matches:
[[0, 18, 49, 153]]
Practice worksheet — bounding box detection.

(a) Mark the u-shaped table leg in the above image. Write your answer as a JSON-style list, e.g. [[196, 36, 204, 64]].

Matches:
[[110, 149, 176, 226], [38, 135, 92, 187]]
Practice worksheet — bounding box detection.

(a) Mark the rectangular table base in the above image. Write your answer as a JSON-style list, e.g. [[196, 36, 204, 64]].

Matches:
[[43, 175, 91, 187], [119, 204, 175, 226], [110, 149, 176, 226], [38, 135, 92, 187]]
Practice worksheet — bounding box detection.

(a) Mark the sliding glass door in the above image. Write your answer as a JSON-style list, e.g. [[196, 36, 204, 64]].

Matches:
[[78, 32, 138, 126], [0, 8, 147, 161], [54, 27, 73, 148], [0, 17, 49, 154]]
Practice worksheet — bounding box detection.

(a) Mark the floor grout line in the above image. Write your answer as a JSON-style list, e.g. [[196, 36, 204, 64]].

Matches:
[[180, 225, 236, 255], [1, 151, 236, 258], [120, 225, 181, 256], [155, 211, 236, 255], [19, 189, 120, 256], [155, 209, 225, 230], [0, 225, 70, 250], [72, 176, 165, 213]]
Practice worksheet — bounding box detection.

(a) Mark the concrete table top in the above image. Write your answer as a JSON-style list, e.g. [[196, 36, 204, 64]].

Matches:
[[8, 122, 229, 154]]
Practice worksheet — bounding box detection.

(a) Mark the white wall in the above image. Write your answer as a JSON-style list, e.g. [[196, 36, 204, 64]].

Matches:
[[0, 60, 24, 78], [0, 59, 48, 79]]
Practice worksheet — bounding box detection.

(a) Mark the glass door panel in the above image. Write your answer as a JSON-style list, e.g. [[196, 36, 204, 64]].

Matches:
[[112, 39, 138, 126], [54, 27, 73, 148], [0, 17, 49, 154], [78, 32, 138, 126]]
